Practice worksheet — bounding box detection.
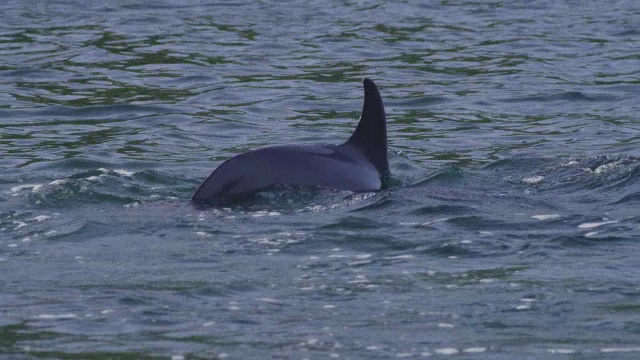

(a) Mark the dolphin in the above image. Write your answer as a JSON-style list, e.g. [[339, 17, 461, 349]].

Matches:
[[192, 78, 388, 206]]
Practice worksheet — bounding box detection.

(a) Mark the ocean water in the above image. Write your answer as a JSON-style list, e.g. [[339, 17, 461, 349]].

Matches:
[[1, 1, 639, 359]]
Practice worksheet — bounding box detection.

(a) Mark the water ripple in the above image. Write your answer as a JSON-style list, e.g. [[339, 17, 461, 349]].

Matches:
[[1, 0, 639, 358]]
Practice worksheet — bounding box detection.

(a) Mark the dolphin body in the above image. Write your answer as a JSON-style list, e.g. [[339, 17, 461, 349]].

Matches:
[[192, 78, 388, 206]]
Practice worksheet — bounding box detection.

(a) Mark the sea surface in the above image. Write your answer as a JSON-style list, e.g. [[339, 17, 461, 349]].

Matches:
[[1, 1, 639, 359]]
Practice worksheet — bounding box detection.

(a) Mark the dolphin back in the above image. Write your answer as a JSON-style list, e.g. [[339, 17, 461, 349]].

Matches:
[[192, 78, 388, 206], [192, 145, 381, 205]]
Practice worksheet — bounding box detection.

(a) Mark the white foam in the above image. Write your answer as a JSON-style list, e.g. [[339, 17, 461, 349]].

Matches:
[[228, 301, 240, 311], [548, 348, 576, 354], [34, 313, 77, 320], [594, 161, 622, 174], [305, 205, 326, 212], [463, 347, 487, 353], [251, 211, 282, 217], [257, 297, 282, 304], [578, 220, 617, 229], [348, 276, 369, 284], [49, 179, 68, 186], [532, 214, 560, 220], [421, 218, 449, 226], [386, 255, 415, 261], [600, 347, 640, 353], [303, 338, 319, 346], [10, 184, 41, 192], [32, 215, 50, 222], [113, 169, 135, 177], [434, 348, 459, 355], [522, 175, 544, 184]]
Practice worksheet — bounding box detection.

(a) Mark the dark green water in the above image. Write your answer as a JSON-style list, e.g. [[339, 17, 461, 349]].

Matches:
[[1, 1, 639, 359]]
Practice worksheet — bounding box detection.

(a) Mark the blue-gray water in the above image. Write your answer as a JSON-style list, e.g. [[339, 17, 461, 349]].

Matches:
[[1, 1, 639, 359]]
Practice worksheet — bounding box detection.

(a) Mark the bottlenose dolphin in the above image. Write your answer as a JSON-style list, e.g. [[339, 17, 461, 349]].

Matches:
[[192, 78, 388, 206]]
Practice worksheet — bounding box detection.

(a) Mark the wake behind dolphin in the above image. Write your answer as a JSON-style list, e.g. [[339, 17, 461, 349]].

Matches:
[[192, 78, 388, 206]]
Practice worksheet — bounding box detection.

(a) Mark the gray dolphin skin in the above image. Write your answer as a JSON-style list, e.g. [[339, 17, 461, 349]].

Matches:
[[192, 78, 388, 206]]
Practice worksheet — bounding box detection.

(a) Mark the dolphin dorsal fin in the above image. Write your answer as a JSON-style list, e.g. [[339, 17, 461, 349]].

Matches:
[[345, 78, 389, 176]]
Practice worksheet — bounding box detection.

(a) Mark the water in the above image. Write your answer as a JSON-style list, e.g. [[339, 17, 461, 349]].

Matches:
[[1, 0, 639, 358]]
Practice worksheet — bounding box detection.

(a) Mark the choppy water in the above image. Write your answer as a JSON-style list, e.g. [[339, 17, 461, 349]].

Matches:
[[1, 1, 639, 359]]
